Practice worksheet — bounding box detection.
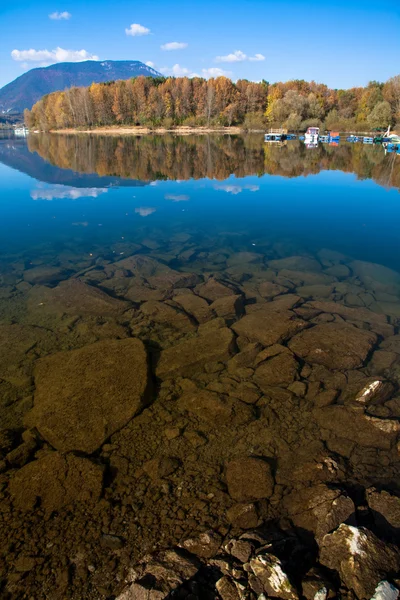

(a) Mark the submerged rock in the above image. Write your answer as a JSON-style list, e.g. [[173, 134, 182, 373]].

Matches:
[[370, 581, 399, 600], [27, 279, 129, 316], [23, 265, 68, 285], [116, 549, 200, 600], [313, 405, 400, 450], [195, 277, 238, 302], [349, 260, 400, 295], [0, 324, 56, 372], [156, 327, 235, 378], [268, 256, 322, 273], [173, 292, 213, 323], [366, 488, 400, 530], [319, 524, 400, 599], [254, 352, 299, 389], [232, 306, 308, 347], [177, 389, 254, 426], [249, 554, 298, 599], [140, 300, 196, 331], [26, 338, 149, 453], [289, 323, 377, 369], [282, 485, 354, 542], [9, 452, 104, 513], [226, 457, 274, 502], [180, 530, 222, 558]]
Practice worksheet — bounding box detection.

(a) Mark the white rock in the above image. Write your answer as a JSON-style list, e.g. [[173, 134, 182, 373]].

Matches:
[[370, 581, 399, 600]]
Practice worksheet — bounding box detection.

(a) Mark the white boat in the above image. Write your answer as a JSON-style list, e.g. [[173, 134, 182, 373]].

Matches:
[[304, 126, 319, 144], [265, 128, 286, 143], [14, 126, 28, 137]]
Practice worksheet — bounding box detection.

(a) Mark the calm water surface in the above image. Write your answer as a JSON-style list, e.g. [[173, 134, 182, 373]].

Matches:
[[0, 133, 399, 268]]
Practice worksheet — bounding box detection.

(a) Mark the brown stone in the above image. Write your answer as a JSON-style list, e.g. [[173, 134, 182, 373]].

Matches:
[[258, 282, 288, 298], [23, 266, 68, 285], [173, 293, 213, 323], [140, 300, 196, 331], [26, 339, 149, 453], [289, 323, 377, 369], [313, 405, 400, 450], [283, 485, 354, 542], [366, 488, 400, 529], [304, 300, 387, 326], [9, 452, 104, 513], [254, 353, 299, 389], [27, 279, 129, 316], [210, 295, 244, 320], [319, 524, 400, 599], [227, 503, 259, 529], [156, 328, 235, 378], [226, 457, 274, 502], [268, 256, 322, 272], [232, 306, 308, 347], [195, 278, 238, 302], [177, 390, 253, 427], [181, 531, 222, 558]]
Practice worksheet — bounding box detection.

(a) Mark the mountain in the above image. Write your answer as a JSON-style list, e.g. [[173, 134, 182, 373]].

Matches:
[[0, 60, 162, 113]]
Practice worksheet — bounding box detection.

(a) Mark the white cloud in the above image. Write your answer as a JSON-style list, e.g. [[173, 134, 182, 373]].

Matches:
[[214, 184, 260, 195], [145, 61, 155, 68], [49, 11, 71, 20], [161, 42, 188, 51], [31, 186, 108, 200], [11, 47, 99, 65], [249, 53, 265, 62], [202, 67, 232, 78], [125, 23, 150, 37], [159, 64, 195, 77], [135, 207, 156, 217], [165, 194, 190, 202], [215, 50, 265, 63]]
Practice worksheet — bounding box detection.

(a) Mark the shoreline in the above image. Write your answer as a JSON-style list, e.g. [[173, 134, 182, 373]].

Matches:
[[37, 126, 397, 136], [50, 125, 248, 135]]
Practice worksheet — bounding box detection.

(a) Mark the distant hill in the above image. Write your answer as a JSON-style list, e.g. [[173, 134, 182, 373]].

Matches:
[[0, 60, 162, 113]]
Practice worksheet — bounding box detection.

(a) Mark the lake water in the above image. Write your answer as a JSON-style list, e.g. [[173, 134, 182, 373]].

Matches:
[[0, 133, 399, 598]]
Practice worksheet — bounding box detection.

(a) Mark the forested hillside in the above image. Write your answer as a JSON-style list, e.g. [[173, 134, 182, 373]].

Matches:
[[25, 74, 400, 132]]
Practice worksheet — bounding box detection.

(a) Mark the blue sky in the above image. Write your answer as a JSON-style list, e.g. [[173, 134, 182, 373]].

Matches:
[[1, 0, 399, 89]]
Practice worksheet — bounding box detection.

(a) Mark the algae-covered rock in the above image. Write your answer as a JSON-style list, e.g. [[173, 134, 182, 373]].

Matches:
[[26, 338, 149, 453], [289, 323, 377, 369], [9, 452, 104, 512], [156, 328, 235, 378]]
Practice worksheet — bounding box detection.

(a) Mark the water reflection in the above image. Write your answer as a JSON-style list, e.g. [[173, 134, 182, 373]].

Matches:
[[22, 133, 400, 191]]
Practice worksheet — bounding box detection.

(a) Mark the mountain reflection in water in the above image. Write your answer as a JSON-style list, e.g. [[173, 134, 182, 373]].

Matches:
[[25, 133, 400, 190]]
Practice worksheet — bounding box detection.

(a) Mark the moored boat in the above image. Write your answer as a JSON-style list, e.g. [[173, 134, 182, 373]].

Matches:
[[304, 126, 319, 143]]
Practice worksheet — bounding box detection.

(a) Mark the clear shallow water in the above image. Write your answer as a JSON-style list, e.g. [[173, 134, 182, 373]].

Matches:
[[1, 133, 400, 599], [0, 134, 399, 270]]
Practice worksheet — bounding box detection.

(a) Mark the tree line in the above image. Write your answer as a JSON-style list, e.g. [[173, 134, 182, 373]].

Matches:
[[28, 133, 400, 190], [24, 74, 400, 132]]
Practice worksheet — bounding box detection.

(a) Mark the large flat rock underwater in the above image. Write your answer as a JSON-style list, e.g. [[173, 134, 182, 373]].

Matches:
[[25, 338, 150, 453]]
